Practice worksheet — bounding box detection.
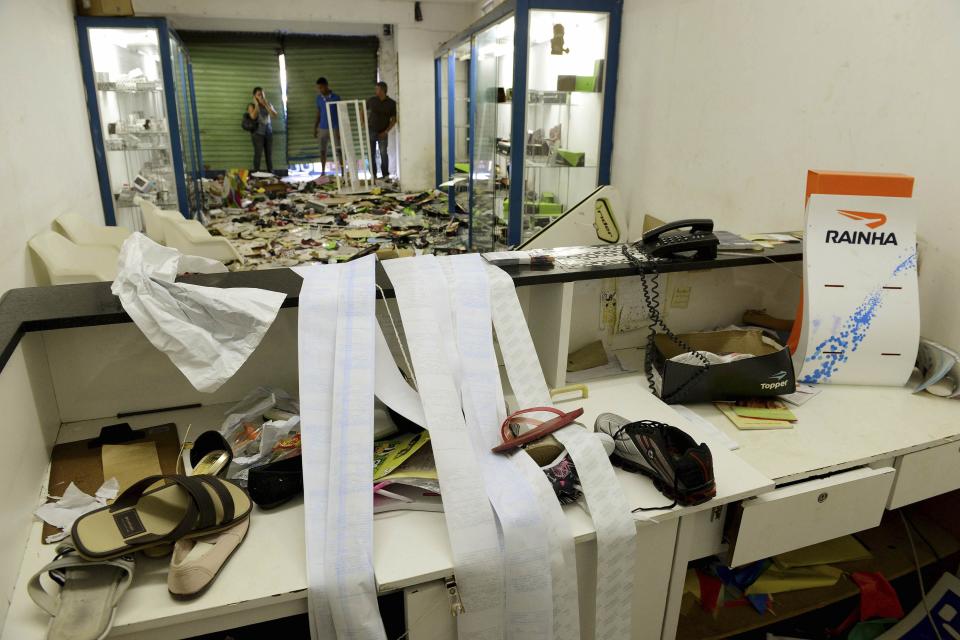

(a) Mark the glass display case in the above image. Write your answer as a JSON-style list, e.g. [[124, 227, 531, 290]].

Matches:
[[435, 0, 621, 250], [168, 33, 203, 216], [77, 17, 202, 229]]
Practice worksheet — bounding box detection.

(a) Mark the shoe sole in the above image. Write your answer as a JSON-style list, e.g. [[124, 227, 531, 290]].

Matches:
[[611, 453, 716, 507]]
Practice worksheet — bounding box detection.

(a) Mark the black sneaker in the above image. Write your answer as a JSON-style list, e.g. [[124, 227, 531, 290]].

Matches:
[[595, 413, 716, 506]]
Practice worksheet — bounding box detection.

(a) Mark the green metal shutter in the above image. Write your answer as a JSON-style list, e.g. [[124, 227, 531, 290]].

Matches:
[[283, 35, 379, 164], [180, 32, 287, 171]]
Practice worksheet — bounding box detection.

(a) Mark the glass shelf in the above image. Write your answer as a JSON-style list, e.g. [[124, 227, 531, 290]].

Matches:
[[96, 82, 163, 94], [107, 146, 170, 152], [86, 25, 180, 230], [436, 2, 617, 249]]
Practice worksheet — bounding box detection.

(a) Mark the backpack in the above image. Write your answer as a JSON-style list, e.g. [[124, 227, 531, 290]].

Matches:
[[242, 111, 258, 133]]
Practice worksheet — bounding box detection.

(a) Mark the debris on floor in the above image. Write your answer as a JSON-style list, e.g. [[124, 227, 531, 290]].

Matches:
[[201, 172, 469, 270]]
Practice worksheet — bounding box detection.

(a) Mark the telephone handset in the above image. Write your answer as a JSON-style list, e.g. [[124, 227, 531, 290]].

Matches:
[[639, 219, 719, 260]]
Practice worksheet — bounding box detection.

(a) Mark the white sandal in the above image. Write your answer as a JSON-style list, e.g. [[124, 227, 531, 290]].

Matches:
[[27, 544, 135, 640]]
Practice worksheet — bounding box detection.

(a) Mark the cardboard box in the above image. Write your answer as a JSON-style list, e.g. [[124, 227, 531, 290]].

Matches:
[[652, 329, 796, 404], [557, 75, 577, 92], [77, 0, 134, 16]]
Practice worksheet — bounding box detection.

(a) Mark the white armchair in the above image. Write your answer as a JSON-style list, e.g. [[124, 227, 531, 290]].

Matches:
[[135, 196, 184, 244], [135, 196, 242, 264], [28, 231, 118, 285], [54, 212, 132, 250]]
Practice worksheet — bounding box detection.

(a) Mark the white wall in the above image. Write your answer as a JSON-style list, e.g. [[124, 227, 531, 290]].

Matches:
[[611, 0, 960, 350], [135, 0, 478, 190], [0, 336, 60, 631], [0, 0, 103, 293]]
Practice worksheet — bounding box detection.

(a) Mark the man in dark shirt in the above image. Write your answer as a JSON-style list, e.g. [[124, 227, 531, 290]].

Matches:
[[365, 81, 397, 180]]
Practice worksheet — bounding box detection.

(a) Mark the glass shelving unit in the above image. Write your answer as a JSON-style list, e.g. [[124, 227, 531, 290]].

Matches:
[[434, 0, 621, 250], [77, 17, 202, 229]]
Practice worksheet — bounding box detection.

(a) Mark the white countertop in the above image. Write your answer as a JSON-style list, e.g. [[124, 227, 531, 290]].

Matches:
[[3, 375, 772, 639], [687, 382, 960, 484]]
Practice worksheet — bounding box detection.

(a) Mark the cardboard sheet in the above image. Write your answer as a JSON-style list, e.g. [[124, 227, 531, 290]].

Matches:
[[101, 442, 162, 494], [42, 423, 180, 542]]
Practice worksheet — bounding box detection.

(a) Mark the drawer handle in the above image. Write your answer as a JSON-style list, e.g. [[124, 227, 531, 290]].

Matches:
[[818, 492, 829, 503]]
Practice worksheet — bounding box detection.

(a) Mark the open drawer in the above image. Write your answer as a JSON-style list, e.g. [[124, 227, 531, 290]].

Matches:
[[888, 440, 960, 509], [726, 467, 895, 567]]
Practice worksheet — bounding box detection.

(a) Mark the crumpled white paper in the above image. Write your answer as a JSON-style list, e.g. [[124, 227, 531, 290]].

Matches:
[[36, 479, 119, 543], [111, 233, 287, 393]]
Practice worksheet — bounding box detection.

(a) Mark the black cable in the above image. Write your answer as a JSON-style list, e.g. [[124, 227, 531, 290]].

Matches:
[[622, 244, 712, 403]]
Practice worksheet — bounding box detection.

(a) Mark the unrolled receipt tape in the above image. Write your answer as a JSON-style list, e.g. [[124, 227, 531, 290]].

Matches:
[[383, 256, 507, 639], [438, 254, 555, 638], [297, 257, 386, 640], [488, 264, 637, 640]]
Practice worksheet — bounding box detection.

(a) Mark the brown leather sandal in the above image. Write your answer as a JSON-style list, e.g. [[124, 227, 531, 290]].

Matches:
[[71, 474, 251, 560]]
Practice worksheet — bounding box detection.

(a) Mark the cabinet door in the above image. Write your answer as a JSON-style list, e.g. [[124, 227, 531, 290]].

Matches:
[[727, 467, 895, 567]]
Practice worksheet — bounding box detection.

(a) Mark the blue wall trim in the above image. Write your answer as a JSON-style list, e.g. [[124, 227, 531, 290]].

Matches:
[[447, 53, 457, 219], [186, 61, 204, 213], [507, 0, 530, 246], [598, 0, 622, 184], [156, 21, 190, 219], [467, 38, 479, 249], [434, 57, 443, 188]]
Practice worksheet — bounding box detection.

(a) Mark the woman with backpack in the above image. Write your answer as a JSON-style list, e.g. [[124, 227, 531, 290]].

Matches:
[[245, 87, 278, 173]]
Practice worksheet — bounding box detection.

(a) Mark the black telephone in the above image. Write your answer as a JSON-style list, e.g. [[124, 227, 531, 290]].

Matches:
[[639, 219, 719, 260]]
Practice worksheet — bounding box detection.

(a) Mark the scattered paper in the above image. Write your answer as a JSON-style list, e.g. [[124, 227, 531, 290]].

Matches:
[[673, 405, 739, 451], [36, 479, 118, 543], [730, 399, 797, 421], [564, 356, 627, 383], [774, 535, 871, 568], [716, 403, 793, 430], [112, 233, 287, 393], [567, 340, 608, 372], [438, 175, 468, 187], [780, 382, 822, 406], [613, 347, 645, 372], [95, 477, 120, 501], [915, 339, 960, 397], [614, 277, 652, 333]]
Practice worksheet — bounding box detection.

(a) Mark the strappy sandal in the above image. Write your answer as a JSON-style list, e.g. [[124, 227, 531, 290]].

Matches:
[[28, 543, 134, 640], [71, 474, 252, 560]]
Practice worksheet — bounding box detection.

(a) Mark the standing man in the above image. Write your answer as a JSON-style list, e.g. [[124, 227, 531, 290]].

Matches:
[[365, 81, 397, 181], [312, 77, 341, 175]]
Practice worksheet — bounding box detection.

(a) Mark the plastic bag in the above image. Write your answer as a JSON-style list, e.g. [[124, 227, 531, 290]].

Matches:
[[218, 387, 300, 482]]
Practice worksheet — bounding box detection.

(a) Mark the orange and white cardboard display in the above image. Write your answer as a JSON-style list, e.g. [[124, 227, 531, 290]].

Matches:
[[790, 171, 919, 386]]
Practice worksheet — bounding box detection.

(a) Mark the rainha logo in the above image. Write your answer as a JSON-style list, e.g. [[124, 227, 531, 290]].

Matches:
[[825, 210, 897, 246]]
